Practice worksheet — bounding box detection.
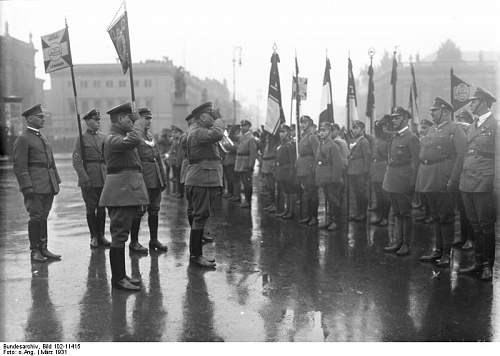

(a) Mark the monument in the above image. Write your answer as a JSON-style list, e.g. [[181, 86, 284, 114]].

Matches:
[[172, 67, 190, 129]]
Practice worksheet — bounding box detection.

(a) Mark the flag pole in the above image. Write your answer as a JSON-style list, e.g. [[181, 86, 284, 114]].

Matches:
[[65, 19, 86, 171], [124, 2, 136, 111], [450, 67, 454, 119], [346, 55, 352, 221], [391, 48, 397, 110], [294, 53, 300, 156], [290, 72, 294, 126]]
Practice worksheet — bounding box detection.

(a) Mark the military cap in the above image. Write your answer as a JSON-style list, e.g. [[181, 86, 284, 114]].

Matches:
[[138, 107, 152, 118], [22, 104, 50, 118], [170, 125, 183, 133], [191, 102, 213, 117], [319, 121, 332, 130], [352, 120, 365, 129], [420, 118, 433, 126], [279, 123, 291, 132], [185, 113, 194, 121], [430, 97, 453, 112], [106, 102, 133, 115], [390, 106, 412, 119], [240, 119, 252, 127], [299, 115, 313, 124], [83, 108, 101, 120], [468, 87, 496, 105], [455, 109, 473, 124], [331, 123, 341, 131]]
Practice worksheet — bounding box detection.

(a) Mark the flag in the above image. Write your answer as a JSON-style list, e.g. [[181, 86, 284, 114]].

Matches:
[[108, 12, 130, 74], [409, 62, 419, 124], [41, 27, 72, 73], [346, 57, 359, 130], [319, 57, 334, 124], [264, 51, 285, 134], [390, 51, 397, 109], [451, 69, 474, 113], [292, 77, 308, 100], [365, 60, 375, 120]]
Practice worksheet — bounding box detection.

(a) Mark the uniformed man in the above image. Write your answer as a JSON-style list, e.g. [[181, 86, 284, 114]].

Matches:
[[383, 107, 420, 256], [234, 119, 258, 208], [261, 130, 280, 213], [417, 97, 466, 266], [331, 123, 349, 170], [99, 103, 149, 291], [315, 122, 344, 230], [347, 120, 371, 222], [222, 125, 240, 199], [275, 124, 297, 219], [129, 108, 169, 254], [413, 117, 434, 225], [369, 116, 390, 227], [168, 125, 184, 198], [13, 104, 62, 262], [458, 88, 497, 281], [72, 108, 111, 249], [185, 102, 225, 268], [296, 115, 320, 225]]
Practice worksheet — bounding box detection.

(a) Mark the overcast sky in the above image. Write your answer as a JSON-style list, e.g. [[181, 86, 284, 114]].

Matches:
[[2, 0, 499, 122]]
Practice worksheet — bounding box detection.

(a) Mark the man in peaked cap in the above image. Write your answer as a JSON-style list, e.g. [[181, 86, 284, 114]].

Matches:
[[458, 87, 497, 281], [234, 119, 258, 208], [13, 104, 62, 262], [184, 102, 225, 268], [382, 106, 420, 256], [129, 108, 169, 254], [99, 102, 149, 291], [416, 97, 466, 267], [72, 108, 111, 249]]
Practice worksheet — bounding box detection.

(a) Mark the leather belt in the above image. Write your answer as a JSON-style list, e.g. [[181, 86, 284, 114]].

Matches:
[[107, 167, 141, 174], [141, 158, 157, 163], [317, 161, 329, 166], [420, 157, 452, 165], [28, 162, 54, 168], [388, 161, 411, 167], [188, 158, 220, 164], [237, 153, 249, 156], [263, 156, 276, 161], [372, 159, 387, 163]]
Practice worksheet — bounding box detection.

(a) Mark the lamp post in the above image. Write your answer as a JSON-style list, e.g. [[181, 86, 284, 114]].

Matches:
[[232, 46, 242, 124]]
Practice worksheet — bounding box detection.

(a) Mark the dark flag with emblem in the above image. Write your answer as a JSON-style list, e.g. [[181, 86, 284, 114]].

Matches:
[[390, 51, 398, 109], [450, 68, 474, 114], [346, 57, 359, 130], [408, 62, 419, 124], [365, 57, 375, 132], [108, 12, 130, 74], [319, 57, 334, 125], [264, 49, 286, 134], [41, 27, 72, 73]]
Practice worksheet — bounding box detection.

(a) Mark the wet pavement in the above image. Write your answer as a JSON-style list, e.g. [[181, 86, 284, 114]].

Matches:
[[1, 159, 500, 342]]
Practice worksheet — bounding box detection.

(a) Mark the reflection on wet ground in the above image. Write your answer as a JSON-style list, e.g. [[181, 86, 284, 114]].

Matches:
[[1, 160, 499, 341]]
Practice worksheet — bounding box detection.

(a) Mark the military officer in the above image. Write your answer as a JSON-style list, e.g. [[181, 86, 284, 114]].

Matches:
[[458, 88, 497, 281], [296, 115, 320, 225], [13, 104, 62, 262], [129, 108, 169, 254], [275, 124, 297, 219], [370, 116, 391, 227], [72, 108, 111, 249], [315, 122, 344, 230], [169, 125, 184, 198], [222, 125, 240, 199], [185, 102, 225, 268], [417, 97, 466, 266], [348, 120, 371, 222], [99, 103, 149, 291], [234, 119, 258, 208], [383, 107, 420, 256], [261, 130, 280, 213]]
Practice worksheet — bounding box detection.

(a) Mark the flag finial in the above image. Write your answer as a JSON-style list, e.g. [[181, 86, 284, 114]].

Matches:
[[272, 43, 277, 53]]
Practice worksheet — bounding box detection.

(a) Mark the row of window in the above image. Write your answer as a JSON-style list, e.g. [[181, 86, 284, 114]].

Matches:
[[67, 79, 153, 89], [67, 98, 153, 114]]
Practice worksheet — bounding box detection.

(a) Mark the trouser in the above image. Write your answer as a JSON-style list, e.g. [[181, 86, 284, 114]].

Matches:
[[349, 174, 368, 216], [461, 192, 497, 267], [107, 206, 140, 248], [388, 192, 413, 244], [456, 191, 473, 242], [238, 170, 253, 203], [299, 175, 319, 219], [172, 165, 182, 194], [132, 188, 162, 243], [82, 187, 106, 239], [372, 182, 390, 220], [223, 164, 236, 196], [320, 183, 341, 221], [24, 193, 54, 250], [425, 191, 455, 253], [186, 186, 218, 257], [262, 172, 276, 206]]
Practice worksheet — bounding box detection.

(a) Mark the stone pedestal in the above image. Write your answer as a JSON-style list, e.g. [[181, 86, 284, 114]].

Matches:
[[172, 99, 190, 130]]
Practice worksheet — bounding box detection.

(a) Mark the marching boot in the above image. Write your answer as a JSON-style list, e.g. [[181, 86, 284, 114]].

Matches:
[[129, 218, 148, 254], [458, 251, 483, 274], [86, 213, 99, 248], [436, 222, 453, 267], [480, 261, 493, 281], [282, 194, 296, 219], [308, 197, 319, 226], [40, 219, 61, 260], [298, 199, 310, 224], [461, 239, 474, 250], [148, 214, 168, 252], [202, 229, 215, 244], [110, 247, 140, 291], [384, 217, 403, 253], [188, 215, 193, 227], [189, 229, 215, 268], [96, 208, 111, 247], [396, 217, 412, 256], [275, 194, 288, 217], [29, 221, 47, 262], [419, 221, 443, 262]]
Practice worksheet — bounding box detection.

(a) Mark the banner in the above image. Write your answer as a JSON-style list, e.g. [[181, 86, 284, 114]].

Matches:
[[451, 69, 474, 114], [345, 57, 359, 130], [365, 60, 375, 121], [108, 12, 130, 74], [292, 77, 308, 100], [264, 51, 286, 134], [409, 63, 419, 124], [319, 57, 334, 124], [390, 51, 398, 109], [41, 28, 72, 73]]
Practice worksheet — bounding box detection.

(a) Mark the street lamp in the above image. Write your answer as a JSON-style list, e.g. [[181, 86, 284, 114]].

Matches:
[[232, 46, 242, 124]]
